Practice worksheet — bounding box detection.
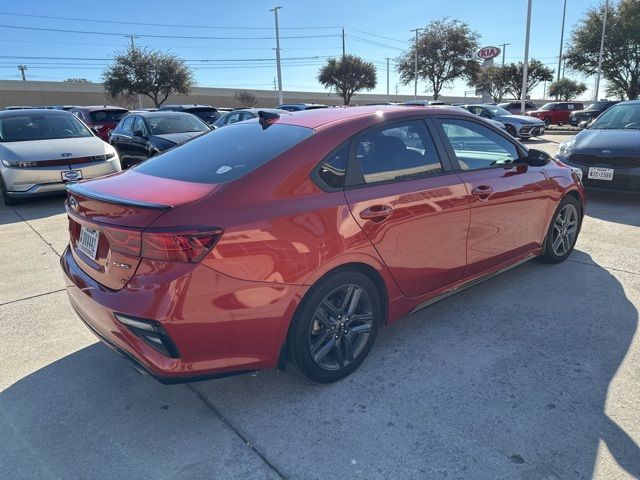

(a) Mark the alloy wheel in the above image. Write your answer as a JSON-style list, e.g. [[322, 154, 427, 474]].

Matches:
[[308, 284, 374, 371], [551, 204, 578, 256]]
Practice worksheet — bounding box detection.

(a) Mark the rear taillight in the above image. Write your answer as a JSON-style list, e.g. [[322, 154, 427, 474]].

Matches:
[[141, 227, 223, 263], [101, 226, 142, 256]]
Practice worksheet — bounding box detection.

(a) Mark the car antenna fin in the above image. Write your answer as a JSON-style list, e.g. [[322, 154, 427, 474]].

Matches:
[[258, 110, 279, 129]]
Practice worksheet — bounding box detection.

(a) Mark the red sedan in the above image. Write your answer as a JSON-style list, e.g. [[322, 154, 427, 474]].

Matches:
[[61, 106, 585, 383]]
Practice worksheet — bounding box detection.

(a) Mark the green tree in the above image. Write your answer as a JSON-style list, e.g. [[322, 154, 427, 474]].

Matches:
[[565, 0, 640, 100], [548, 78, 587, 101], [502, 60, 554, 100], [103, 47, 195, 108], [396, 19, 480, 100], [317, 54, 377, 105], [468, 65, 510, 103]]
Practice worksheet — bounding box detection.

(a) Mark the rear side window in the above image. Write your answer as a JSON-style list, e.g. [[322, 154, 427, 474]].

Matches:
[[317, 144, 348, 189], [355, 120, 443, 184], [90, 109, 128, 122], [135, 122, 313, 183]]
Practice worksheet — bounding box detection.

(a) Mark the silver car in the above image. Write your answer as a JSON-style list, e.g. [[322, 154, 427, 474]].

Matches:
[[0, 109, 121, 205], [463, 104, 546, 139]]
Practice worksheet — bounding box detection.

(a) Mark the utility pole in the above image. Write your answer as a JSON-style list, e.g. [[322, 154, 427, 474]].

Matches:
[[594, 0, 609, 101], [499, 43, 510, 66], [273, 77, 277, 91], [521, 0, 532, 115], [395, 83, 399, 96], [386, 58, 390, 99], [270, 6, 284, 105], [557, 0, 567, 83], [342, 27, 346, 57], [410, 28, 422, 99], [125, 35, 143, 108], [17, 64, 27, 81]]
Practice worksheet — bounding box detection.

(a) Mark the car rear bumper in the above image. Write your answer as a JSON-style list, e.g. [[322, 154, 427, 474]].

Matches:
[[61, 245, 306, 382]]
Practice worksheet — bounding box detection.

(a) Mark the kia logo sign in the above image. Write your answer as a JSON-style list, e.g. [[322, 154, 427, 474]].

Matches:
[[478, 46, 501, 60]]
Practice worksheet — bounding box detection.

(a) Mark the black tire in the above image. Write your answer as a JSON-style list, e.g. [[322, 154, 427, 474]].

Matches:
[[288, 270, 382, 383], [543, 116, 551, 126], [538, 195, 581, 263], [0, 177, 19, 206], [505, 124, 517, 137]]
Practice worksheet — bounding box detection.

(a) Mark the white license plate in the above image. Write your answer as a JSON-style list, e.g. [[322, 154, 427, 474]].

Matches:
[[78, 225, 99, 259], [61, 170, 83, 182], [588, 167, 614, 181]]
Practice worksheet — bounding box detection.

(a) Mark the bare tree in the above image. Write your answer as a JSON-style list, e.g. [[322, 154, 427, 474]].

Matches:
[[234, 90, 257, 107]]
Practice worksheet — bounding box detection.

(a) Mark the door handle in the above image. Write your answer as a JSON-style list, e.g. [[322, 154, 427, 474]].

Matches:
[[471, 185, 494, 200], [359, 205, 393, 222]]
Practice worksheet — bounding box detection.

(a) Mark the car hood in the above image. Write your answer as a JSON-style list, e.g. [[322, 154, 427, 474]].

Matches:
[[152, 131, 206, 145], [574, 129, 640, 154], [0, 136, 109, 162], [496, 114, 544, 125]]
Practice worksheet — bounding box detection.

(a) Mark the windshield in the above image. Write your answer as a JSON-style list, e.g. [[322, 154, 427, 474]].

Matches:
[[89, 109, 128, 123], [147, 114, 210, 135], [485, 105, 512, 116], [590, 103, 640, 130], [0, 113, 93, 142], [135, 122, 314, 183], [539, 103, 556, 111]]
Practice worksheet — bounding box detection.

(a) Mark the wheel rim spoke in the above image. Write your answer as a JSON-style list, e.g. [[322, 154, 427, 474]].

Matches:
[[334, 338, 345, 368], [345, 287, 362, 316], [312, 336, 336, 363], [343, 334, 354, 362], [350, 322, 372, 335]]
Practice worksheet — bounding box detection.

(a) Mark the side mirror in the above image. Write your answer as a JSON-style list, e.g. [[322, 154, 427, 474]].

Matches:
[[526, 148, 550, 167]]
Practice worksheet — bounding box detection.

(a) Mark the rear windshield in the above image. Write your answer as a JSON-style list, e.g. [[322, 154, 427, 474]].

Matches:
[[89, 109, 128, 123], [188, 108, 220, 121], [0, 113, 93, 142], [147, 114, 210, 134], [134, 122, 314, 183]]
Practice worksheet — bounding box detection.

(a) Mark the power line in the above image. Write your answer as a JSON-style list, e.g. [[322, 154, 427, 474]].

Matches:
[[0, 11, 340, 30], [347, 28, 408, 44], [348, 35, 405, 51], [0, 24, 340, 40]]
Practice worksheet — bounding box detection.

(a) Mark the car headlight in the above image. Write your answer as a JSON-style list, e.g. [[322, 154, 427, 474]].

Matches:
[[570, 167, 583, 182], [557, 138, 575, 157]]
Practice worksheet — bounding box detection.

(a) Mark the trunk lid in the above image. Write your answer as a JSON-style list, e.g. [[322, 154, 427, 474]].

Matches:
[[66, 169, 217, 290]]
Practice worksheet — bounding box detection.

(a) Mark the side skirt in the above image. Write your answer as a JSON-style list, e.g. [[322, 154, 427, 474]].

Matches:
[[409, 254, 536, 314]]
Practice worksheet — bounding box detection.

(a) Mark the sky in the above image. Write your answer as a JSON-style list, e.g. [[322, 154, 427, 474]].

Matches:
[[0, 0, 604, 100]]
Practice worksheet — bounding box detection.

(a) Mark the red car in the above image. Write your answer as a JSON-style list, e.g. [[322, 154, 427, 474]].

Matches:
[[61, 106, 585, 383], [526, 102, 584, 126], [70, 106, 129, 142]]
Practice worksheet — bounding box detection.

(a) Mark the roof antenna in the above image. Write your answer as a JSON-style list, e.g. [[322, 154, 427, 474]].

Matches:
[[258, 110, 280, 129]]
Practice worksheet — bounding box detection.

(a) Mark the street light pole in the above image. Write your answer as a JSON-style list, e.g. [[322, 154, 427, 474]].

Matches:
[[342, 27, 346, 57], [270, 6, 284, 105], [557, 0, 567, 83], [594, 0, 609, 101], [521, 0, 532, 115], [499, 43, 510, 66], [386, 58, 390, 99], [410, 28, 422, 100]]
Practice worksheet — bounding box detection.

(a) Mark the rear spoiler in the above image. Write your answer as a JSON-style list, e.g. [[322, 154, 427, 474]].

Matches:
[[66, 182, 172, 210]]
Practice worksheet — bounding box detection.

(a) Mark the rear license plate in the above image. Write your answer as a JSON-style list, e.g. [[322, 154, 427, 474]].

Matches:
[[61, 170, 83, 182], [588, 167, 614, 181], [78, 225, 99, 259]]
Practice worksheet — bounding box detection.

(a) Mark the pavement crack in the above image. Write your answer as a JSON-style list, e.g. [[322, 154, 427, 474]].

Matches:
[[567, 258, 639, 276], [0, 288, 65, 307], [185, 383, 286, 480], [10, 207, 61, 258]]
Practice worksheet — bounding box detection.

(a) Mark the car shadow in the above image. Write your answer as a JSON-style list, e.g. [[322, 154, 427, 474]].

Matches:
[[0, 254, 638, 479], [0, 194, 66, 226], [584, 188, 640, 227]]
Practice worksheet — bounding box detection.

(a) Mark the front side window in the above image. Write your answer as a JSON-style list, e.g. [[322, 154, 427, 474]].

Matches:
[[0, 113, 93, 142], [439, 119, 519, 170], [354, 120, 443, 184], [120, 116, 134, 133], [133, 117, 147, 136], [540, 103, 557, 111], [135, 122, 313, 184]]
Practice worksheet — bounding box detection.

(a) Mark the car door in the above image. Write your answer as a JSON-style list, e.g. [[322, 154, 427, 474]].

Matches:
[[343, 118, 470, 298], [111, 116, 135, 165], [434, 116, 553, 277], [131, 116, 152, 164]]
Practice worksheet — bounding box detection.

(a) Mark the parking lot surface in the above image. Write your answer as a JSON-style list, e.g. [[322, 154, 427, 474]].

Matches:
[[1, 134, 639, 479]]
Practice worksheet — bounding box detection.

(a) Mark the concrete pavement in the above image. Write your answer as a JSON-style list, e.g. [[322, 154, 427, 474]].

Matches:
[[1, 137, 638, 479]]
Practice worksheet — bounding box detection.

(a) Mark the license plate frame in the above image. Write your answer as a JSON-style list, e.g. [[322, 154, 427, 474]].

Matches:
[[61, 170, 83, 182], [78, 225, 99, 259], [587, 167, 614, 181]]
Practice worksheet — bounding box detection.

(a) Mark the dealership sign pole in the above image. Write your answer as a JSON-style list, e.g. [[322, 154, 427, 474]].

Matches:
[[477, 46, 501, 103]]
